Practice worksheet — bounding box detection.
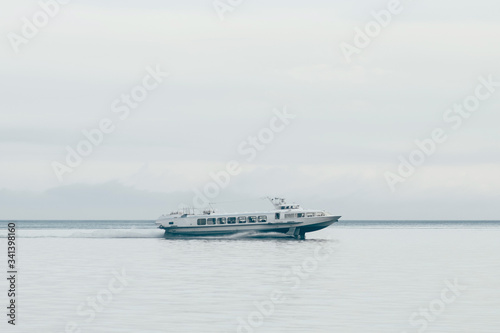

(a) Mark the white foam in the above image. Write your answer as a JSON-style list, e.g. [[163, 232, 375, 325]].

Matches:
[[0, 229, 164, 238]]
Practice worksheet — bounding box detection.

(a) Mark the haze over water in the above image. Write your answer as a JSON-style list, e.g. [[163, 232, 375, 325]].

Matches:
[[1, 220, 499, 333]]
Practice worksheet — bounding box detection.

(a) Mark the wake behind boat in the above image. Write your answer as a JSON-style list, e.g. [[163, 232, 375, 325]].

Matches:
[[156, 198, 341, 239]]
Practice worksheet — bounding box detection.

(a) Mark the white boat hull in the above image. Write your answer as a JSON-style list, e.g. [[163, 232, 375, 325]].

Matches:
[[158, 216, 340, 239]]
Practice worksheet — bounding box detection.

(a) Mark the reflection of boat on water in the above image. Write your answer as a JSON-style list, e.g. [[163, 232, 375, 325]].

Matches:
[[155, 198, 341, 239]]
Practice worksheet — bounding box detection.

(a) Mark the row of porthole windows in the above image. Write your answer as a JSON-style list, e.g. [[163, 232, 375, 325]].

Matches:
[[197, 216, 267, 225], [284, 212, 324, 218]]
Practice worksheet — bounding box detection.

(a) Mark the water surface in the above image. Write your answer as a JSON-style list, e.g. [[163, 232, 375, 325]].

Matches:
[[0, 220, 499, 332]]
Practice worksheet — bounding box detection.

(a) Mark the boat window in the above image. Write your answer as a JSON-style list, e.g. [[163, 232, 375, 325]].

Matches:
[[258, 215, 267, 223], [238, 216, 246, 223], [275, 213, 280, 220], [285, 213, 294, 218], [197, 218, 206, 225], [169, 222, 174, 225], [248, 216, 257, 223], [306, 213, 314, 217], [281, 206, 285, 210], [207, 218, 216, 225], [297, 213, 305, 218], [217, 217, 226, 224], [228, 217, 236, 224]]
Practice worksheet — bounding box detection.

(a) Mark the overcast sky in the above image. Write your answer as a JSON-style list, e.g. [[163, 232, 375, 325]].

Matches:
[[1, 0, 499, 220]]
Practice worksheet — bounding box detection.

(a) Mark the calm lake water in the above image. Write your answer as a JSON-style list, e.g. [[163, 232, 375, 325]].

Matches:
[[1, 220, 499, 333]]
